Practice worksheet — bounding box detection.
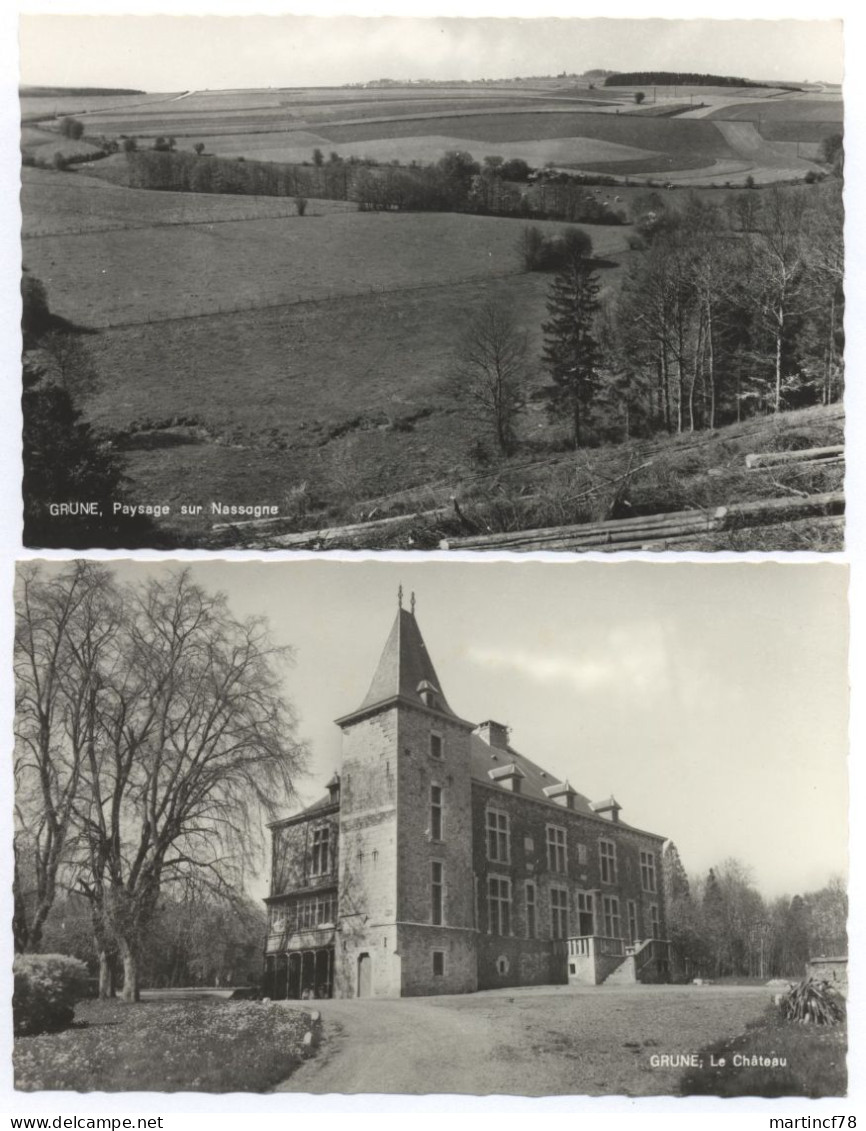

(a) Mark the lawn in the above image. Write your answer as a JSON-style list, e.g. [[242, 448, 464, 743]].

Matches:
[[679, 1004, 847, 1097], [22, 207, 627, 328], [13, 997, 314, 1093]]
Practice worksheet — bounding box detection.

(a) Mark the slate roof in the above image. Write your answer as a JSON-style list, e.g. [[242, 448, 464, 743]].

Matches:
[[469, 733, 595, 815], [337, 606, 465, 725]]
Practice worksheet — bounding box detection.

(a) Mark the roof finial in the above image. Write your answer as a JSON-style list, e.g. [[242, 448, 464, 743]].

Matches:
[[410, 591, 416, 615], [398, 584, 403, 609]]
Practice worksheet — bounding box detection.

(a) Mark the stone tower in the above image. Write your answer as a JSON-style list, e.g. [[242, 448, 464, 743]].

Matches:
[[332, 591, 477, 997]]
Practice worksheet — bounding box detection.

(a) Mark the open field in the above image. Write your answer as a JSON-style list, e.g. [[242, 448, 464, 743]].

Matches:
[[202, 131, 660, 168], [20, 91, 184, 120], [706, 98, 844, 123], [23, 208, 624, 327], [21, 167, 355, 237]]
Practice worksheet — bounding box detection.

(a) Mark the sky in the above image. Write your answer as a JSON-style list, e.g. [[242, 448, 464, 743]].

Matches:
[[38, 558, 850, 904], [17, 14, 844, 90]]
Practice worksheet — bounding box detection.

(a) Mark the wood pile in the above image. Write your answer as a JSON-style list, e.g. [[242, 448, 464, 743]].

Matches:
[[440, 492, 845, 552]]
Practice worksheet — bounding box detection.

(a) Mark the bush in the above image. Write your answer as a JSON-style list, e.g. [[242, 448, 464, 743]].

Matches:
[[13, 954, 90, 1037], [779, 978, 845, 1026]]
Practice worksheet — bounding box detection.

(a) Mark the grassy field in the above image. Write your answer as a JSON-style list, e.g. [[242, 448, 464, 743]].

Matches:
[[13, 997, 314, 1092], [23, 206, 627, 327], [20, 91, 183, 119], [21, 167, 355, 237], [82, 272, 555, 536], [708, 98, 844, 123], [680, 1004, 847, 1098], [202, 131, 660, 168]]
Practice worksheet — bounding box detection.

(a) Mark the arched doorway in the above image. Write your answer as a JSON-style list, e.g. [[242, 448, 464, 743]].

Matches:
[[357, 952, 372, 998]]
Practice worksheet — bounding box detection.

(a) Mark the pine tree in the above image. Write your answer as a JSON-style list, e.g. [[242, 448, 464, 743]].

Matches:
[[541, 246, 603, 448]]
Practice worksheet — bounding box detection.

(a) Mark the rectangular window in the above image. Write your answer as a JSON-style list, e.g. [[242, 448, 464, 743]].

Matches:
[[431, 861, 444, 925], [577, 891, 594, 936], [429, 733, 443, 760], [311, 826, 331, 876], [627, 900, 638, 943], [487, 876, 512, 935], [640, 850, 657, 893], [599, 839, 617, 884], [603, 895, 621, 939], [486, 809, 510, 863], [546, 825, 567, 873], [550, 886, 569, 939], [430, 785, 443, 841], [525, 882, 537, 939], [294, 892, 336, 931], [270, 908, 287, 934], [432, 950, 445, 976], [649, 903, 661, 938]]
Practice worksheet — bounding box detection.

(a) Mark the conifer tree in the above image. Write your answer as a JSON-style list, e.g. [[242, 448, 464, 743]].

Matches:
[[541, 243, 603, 448]]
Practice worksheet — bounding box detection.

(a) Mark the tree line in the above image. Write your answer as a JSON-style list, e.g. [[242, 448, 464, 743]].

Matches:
[[455, 179, 843, 454], [663, 847, 846, 980], [14, 563, 305, 1000], [604, 72, 771, 88], [100, 147, 627, 225]]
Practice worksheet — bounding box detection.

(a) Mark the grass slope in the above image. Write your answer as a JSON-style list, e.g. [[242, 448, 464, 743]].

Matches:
[[21, 166, 354, 237], [23, 208, 626, 327]]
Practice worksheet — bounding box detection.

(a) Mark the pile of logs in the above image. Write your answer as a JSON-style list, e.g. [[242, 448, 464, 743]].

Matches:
[[440, 492, 844, 553]]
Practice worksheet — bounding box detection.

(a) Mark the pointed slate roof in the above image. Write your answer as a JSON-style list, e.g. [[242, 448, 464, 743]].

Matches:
[[336, 605, 469, 727]]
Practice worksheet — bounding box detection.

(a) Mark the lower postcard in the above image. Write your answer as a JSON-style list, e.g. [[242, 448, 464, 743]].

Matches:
[[10, 558, 849, 1100]]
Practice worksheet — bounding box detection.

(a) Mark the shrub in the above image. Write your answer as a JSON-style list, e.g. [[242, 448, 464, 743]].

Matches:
[[779, 978, 845, 1026], [13, 954, 90, 1037]]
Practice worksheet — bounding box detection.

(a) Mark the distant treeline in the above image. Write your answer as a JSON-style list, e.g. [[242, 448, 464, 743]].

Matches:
[[605, 72, 771, 88], [20, 86, 147, 97], [107, 148, 628, 225]]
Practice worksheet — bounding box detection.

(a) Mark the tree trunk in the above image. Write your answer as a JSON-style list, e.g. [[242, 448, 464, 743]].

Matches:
[[688, 316, 704, 433], [120, 938, 141, 1003], [706, 302, 716, 431], [825, 292, 836, 405], [774, 307, 784, 413], [98, 950, 115, 999]]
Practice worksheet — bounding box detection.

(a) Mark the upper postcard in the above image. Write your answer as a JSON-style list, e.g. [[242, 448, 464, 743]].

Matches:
[[18, 16, 844, 551]]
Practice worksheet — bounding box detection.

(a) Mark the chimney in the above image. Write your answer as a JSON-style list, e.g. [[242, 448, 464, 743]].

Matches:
[[590, 795, 622, 822], [474, 720, 510, 750], [326, 772, 341, 805]]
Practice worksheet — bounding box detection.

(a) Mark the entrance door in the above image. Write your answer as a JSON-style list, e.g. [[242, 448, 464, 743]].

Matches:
[[357, 952, 372, 998]]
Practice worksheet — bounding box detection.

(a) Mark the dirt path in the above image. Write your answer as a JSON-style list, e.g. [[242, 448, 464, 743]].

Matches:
[[276, 984, 771, 1096]]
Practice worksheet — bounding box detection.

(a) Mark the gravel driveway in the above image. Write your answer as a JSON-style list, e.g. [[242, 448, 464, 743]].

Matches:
[[276, 983, 771, 1096]]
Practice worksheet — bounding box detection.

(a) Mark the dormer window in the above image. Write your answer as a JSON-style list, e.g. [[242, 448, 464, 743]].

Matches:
[[417, 680, 438, 710]]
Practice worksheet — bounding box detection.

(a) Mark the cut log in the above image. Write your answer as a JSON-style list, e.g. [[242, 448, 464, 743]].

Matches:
[[744, 445, 843, 469], [442, 492, 844, 551]]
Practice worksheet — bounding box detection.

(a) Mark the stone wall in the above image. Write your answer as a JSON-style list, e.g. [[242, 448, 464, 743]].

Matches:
[[471, 781, 667, 988], [806, 956, 848, 995]]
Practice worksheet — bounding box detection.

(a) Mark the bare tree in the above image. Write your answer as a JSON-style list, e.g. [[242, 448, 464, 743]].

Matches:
[[450, 299, 529, 454], [14, 565, 307, 1002], [747, 187, 809, 413], [14, 562, 116, 953]]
